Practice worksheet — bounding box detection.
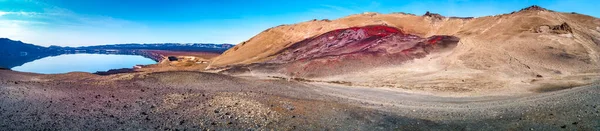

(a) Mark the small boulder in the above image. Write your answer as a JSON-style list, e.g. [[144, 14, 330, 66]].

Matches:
[[168, 56, 178, 61], [423, 11, 444, 20]]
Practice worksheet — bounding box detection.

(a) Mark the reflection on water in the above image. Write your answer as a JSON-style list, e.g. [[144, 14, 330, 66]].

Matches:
[[11, 54, 156, 74]]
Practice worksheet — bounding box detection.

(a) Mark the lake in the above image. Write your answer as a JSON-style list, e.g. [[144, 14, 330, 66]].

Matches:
[[11, 54, 156, 74]]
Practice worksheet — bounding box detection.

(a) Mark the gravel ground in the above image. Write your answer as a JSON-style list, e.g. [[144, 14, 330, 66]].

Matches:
[[0, 70, 598, 130]]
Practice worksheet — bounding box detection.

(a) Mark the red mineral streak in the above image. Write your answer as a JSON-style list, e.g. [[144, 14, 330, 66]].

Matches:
[[428, 36, 443, 44], [267, 25, 460, 77]]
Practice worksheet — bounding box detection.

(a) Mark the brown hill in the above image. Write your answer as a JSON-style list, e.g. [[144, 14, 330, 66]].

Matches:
[[209, 6, 600, 96]]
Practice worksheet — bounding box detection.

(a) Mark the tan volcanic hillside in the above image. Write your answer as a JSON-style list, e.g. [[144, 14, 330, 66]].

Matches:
[[209, 6, 600, 96]]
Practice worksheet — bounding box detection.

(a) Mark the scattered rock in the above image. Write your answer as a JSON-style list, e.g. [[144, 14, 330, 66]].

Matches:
[[519, 5, 549, 12], [556, 52, 575, 59], [424, 11, 444, 20], [534, 23, 573, 34], [391, 12, 416, 16], [449, 16, 474, 20], [553, 70, 562, 74], [168, 56, 178, 61], [94, 68, 137, 75], [552, 23, 573, 34], [592, 37, 600, 46], [536, 75, 543, 78], [283, 104, 295, 111]]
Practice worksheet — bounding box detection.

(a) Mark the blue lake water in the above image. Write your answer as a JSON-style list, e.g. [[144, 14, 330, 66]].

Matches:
[[11, 54, 156, 74]]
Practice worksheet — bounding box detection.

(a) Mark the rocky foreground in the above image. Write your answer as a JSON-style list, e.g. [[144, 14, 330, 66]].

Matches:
[[0, 70, 598, 130]]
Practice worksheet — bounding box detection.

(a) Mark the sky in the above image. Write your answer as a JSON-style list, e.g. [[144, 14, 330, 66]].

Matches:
[[0, 0, 599, 47]]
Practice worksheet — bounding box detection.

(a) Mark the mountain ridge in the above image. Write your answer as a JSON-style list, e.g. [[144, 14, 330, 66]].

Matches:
[[208, 5, 600, 96], [209, 5, 600, 68]]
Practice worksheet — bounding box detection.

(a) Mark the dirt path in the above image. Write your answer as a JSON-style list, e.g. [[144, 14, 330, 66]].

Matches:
[[311, 82, 600, 125]]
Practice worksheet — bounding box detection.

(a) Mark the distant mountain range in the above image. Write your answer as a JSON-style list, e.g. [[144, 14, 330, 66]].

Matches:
[[0, 38, 233, 68], [52, 43, 234, 52]]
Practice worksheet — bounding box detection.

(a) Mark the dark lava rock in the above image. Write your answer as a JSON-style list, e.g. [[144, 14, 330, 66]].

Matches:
[[168, 56, 178, 61], [449, 16, 474, 19], [511, 5, 552, 14], [520, 5, 548, 12], [94, 68, 137, 75], [551, 23, 573, 34], [423, 11, 444, 20], [533, 22, 573, 34]]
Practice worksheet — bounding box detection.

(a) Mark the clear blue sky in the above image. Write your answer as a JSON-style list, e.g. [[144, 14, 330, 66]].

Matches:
[[0, 0, 598, 46]]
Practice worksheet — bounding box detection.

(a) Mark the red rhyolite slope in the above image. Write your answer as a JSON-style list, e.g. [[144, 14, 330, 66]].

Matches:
[[261, 25, 459, 77]]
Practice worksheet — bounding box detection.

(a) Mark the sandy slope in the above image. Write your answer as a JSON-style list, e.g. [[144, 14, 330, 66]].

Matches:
[[211, 7, 600, 69]]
